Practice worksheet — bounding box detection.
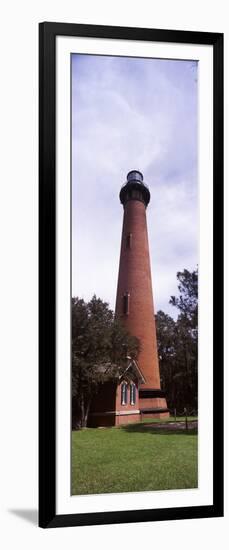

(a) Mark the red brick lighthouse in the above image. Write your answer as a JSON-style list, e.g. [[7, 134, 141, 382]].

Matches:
[[115, 170, 169, 418]]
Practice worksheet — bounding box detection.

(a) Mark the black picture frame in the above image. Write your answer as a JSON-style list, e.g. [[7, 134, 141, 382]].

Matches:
[[39, 21, 224, 528]]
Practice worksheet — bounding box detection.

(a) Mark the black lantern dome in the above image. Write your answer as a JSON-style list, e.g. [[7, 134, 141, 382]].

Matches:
[[119, 170, 150, 207]]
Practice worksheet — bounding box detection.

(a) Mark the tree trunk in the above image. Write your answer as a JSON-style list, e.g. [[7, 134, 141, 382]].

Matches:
[[84, 398, 91, 427], [80, 393, 92, 428], [80, 393, 86, 428]]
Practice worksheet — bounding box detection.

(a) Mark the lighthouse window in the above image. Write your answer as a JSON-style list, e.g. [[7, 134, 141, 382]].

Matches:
[[130, 383, 136, 405], [121, 382, 128, 405], [123, 292, 130, 315], [126, 233, 132, 249]]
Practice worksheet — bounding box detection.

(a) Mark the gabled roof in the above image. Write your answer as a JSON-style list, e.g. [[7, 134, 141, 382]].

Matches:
[[92, 358, 146, 384], [118, 358, 146, 384]]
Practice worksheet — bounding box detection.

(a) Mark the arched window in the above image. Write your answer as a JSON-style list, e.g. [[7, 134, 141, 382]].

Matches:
[[121, 382, 128, 405], [130, 383, 136, 405]]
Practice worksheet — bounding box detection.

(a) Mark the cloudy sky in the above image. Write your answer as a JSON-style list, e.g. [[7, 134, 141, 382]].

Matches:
[[71, 54, 198, 318]]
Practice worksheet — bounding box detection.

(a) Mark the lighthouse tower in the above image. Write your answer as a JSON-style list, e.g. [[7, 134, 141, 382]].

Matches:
[[115, 170, 169, 418]]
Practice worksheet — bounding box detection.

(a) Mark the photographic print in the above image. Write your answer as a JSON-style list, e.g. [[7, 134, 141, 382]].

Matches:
[[39, 22, 223, 528], [71, 54, 198, 495]]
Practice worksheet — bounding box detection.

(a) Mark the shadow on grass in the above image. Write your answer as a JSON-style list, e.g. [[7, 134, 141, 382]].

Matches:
[[120, 422, 198, 436]]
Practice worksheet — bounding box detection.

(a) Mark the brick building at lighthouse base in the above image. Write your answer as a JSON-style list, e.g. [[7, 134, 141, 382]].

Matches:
[[88, 170, 169, 427], [88, 358, 146, 427]]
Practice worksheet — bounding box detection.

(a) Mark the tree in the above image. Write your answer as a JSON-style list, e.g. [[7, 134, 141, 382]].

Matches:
[[156, 267, 198, 412], [170, 268, 198, 329], [72, 295, 139, 428], [170, 268, 198, 410], [155, 310, 177, 407]]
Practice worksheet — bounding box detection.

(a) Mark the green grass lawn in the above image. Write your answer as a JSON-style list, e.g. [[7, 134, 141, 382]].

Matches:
[[71, 418, 198, 495]]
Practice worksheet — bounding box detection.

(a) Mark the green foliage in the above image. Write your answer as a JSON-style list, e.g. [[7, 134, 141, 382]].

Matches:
[[156, 267, 198, 412], [72, 295, 139, 427], [170, 268, 198, 325]]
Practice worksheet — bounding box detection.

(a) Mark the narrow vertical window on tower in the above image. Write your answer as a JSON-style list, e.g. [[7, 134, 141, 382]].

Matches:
[[130, 383, 136, 405], [126, 233, 132, 249], [123, 292, 130, 315], [121, 382, 128, 405]]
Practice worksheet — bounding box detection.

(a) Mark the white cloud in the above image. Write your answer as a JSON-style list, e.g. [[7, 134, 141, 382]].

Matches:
[[71, 55, 198, 318]]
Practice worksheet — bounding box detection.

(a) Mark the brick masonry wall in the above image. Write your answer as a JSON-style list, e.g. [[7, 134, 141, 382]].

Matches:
[[115, 199, 163, 390], [115, 413, 141, 426], [88, 380, 142, 427], [115, 379, 140, 412], [139, 397, 168, 409]]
